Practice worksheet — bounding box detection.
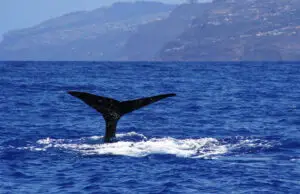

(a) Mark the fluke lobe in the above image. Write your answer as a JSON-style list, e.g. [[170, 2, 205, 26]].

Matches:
[[68, 91, 176, 143]]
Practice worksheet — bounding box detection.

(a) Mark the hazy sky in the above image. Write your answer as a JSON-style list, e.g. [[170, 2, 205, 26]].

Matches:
[[0, 0, 211, 40]]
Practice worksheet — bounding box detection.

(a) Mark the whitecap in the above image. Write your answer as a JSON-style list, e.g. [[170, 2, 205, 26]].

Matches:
[[55, 137, 228, 158], [32, 133, 227, 158], [17, 132, 279, 159]]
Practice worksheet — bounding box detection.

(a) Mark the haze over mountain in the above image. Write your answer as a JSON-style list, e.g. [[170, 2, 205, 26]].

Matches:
[[0, 1, 177, 60], [0, 0, 191, 39], [1, 0, 299, 61]]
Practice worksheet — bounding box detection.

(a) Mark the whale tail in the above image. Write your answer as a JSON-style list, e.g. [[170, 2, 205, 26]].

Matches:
[[68, 91, 176, 142]]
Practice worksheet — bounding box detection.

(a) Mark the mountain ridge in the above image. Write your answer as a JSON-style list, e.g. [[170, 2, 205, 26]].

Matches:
[[1, 0, 300, 61], [0, 1, 175, 61]]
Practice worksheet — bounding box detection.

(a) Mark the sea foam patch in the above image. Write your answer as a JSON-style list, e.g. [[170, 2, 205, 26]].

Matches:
[[15, 132, 278, 159], [31, 132, 226, 158], [35, 134, 227, 158]]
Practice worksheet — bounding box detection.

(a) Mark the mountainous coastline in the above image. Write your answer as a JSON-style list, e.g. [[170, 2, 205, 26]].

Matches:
[[159, 0, 300, 61], [1, 0, 300, 61], [0, 2, 175, 61]]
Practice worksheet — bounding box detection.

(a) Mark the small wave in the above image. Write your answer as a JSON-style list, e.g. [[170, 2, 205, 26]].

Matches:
[[14, 132, 279, 159], [226, 137, 279, 154], [48, 138, 225, 158], [31, 132, 226, 158], [291, 158, 300, 162]]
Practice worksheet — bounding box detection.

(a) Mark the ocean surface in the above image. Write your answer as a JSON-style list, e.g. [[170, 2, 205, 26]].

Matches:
[[0, 62, 299, 193]]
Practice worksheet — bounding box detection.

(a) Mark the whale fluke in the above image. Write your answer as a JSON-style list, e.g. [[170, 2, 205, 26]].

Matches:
[[68, 91, 176, 143]]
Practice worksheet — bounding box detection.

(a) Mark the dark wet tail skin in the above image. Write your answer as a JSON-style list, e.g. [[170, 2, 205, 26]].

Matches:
[[68, 91, 176, 143]]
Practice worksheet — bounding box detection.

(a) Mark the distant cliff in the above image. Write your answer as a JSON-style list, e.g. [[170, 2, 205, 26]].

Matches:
[[159, 0, 300, 61], [118, 3, 213, 60], [1, 0, 300, 61], [0, 2, 175, 61]]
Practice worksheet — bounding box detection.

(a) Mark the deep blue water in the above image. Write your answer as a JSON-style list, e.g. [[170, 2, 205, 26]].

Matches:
[[0, 62, 299, 193]]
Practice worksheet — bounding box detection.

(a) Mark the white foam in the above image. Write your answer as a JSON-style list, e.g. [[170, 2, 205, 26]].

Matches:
[[61, 137, 227, 158], [37, 137, 52, 144], [32, 133, 227, 158], [228, 138, 276, 151], [116, 131, 148, 140], [18, 133, 277, 159]]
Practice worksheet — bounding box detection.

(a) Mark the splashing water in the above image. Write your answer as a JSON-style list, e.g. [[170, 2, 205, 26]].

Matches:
[[14, 132, 279, 159]]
